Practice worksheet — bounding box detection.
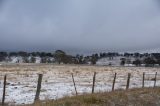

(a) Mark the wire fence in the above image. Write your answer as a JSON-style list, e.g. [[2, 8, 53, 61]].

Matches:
[[0, 71, 159, 105]]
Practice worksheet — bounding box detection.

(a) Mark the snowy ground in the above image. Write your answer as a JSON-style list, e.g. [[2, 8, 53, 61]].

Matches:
[[0, 64, 160, 105]]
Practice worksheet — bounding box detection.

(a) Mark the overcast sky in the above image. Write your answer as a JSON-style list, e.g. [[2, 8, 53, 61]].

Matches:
[[0, 0, 160, 53]]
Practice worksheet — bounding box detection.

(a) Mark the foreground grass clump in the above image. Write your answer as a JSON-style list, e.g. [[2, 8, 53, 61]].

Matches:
[[29, 88, 160, 106]]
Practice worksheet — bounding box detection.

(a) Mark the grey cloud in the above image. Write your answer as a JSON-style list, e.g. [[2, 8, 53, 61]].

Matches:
[[0, 0, 160, 53]]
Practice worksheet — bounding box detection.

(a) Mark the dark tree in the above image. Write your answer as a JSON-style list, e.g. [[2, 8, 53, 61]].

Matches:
[[46, 53, 53, 57], [18, 51, 28, 57], [35, 52, 41, 56], [30, 56, 36, 63], [133, 59, 141, 66], [120, 58, 126, 66], [30, 52, 36, 57], [124, 53, 130, 57], [40, 52, 47, 57], [75, 54, 85, 64], [134, 53, 140, 58], [54, 50, 66, 64], [0, 52, 8, 61], [143, 57, 156, 67], [41, 57, 47, 63], [152, 53, 160, 60], [100, 53, 103, 58], [23, 57, 29, 63], [94, 53, 99, 59], [9, 52, 18, 56], [90, 54, 98, 65], [62, 55, 73, 64]]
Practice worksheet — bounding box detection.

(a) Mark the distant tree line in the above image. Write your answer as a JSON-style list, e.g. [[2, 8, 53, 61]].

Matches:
[[0, 51, 160, 66], [121, 53, 160, 67], [0, 50, 99, 64]]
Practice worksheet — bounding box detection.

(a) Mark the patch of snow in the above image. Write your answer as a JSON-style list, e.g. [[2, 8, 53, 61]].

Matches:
[[10, 56, 23, 63], [35, 57, 41, 63], [96, 57, 122, 66], [0, 65, 159, 105]]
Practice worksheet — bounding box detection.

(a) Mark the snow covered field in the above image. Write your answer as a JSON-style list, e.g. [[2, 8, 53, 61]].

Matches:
[[0, 64, 160, 105]]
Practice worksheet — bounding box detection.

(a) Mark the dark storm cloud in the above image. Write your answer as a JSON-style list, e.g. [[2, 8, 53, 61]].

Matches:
[[0, 0, 160, 53]]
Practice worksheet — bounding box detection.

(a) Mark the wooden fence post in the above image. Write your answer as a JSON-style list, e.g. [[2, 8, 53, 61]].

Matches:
[[142, 72, 145, 88], [154, 72, 157, 88], [112, 73, 117, 91], [2, 75, 7, 106], [92, 72, 96, 94], [34, 74, 43, 102], [71, 73, 78, 95], [126, 73, 131, 90]]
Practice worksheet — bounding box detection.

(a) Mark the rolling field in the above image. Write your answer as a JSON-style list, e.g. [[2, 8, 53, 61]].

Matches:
[[0, 64, 159, 105]]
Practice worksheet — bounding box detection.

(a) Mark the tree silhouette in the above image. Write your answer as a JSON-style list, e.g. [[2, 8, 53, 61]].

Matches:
[[133, 59, 141, 66]]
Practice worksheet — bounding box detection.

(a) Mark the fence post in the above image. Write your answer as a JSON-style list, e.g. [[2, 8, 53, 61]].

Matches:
[[71, 73, 78, 95], [154, 72, 157, 88], [2, 75, 7, 106], [112, 73, 117, 91], [92, 72, 96, 94], [34, 74, 43, 102], [142, 72, 145, 88], [126, 73, 131, 90]]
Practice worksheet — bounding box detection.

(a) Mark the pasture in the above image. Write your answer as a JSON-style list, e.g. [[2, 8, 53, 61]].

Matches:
[[0, 64, 159, 105]]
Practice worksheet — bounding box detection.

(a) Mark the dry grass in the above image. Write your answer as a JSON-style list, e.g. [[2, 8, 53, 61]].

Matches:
[[0, 64, 160, 105], [20, 87, 160, 106]]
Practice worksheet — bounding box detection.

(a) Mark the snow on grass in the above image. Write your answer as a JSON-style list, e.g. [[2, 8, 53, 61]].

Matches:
[[0, 64, 159, 105]]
